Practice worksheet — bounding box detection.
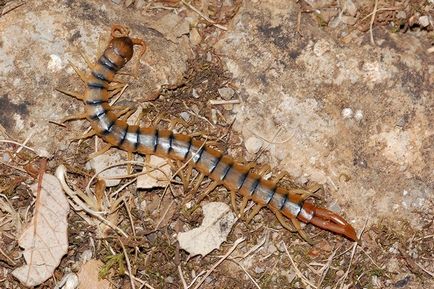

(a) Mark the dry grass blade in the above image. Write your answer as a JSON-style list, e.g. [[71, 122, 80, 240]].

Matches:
[[191, 237, 245, 289], [282, 241, 317, 289]]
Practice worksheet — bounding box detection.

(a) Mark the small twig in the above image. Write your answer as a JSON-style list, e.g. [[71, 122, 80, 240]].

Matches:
[[56, 165, 128, 237], [414, 262, 434, 277], [178, 265, 188, 289], [181, 0, 227, 31], [236, 233, 267, 260], [192, 238, 245, 289], [0, 139, 36, 153], [359, 7, 400, 22], [209, 99, 241, 105], [317, 246, 340, 288], [233, 261, 261, 289], [369, 0, 379, 45], [0, 246, 15, 265], [154, 199, 175, 231], [282, 241, 317, 289], [119, 238, 136, 289], [1, 1, 25, 16], [337, 219, 367, 289]]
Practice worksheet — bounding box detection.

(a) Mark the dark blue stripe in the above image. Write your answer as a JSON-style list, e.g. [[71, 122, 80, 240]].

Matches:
[[87, 82, 106, 89], [250, 179, 260, 196], [92, 71, 109, 82], [85, 99, 107, 105], [221, 164, 232, 181], [266, 187, 277, 205], [91, 109, 106, 120], [99, 55, 119, 72]]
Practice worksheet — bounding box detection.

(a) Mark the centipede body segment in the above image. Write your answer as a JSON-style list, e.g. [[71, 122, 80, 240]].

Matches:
[[60, 25, 357, 242]]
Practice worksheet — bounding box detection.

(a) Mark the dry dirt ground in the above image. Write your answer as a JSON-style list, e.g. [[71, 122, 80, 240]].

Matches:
[[0, 0, 433, 288]]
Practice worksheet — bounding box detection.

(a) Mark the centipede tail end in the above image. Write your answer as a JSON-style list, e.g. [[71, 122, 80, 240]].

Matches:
[[297, 202, 358, 241]]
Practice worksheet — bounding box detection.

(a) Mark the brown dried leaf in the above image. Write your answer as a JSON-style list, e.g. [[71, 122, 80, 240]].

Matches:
[[12, 174, 70, 287], [78, 259, 111, 289]]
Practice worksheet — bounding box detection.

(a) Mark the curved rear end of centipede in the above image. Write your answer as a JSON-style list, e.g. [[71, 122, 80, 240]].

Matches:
[[297, 202, 357, 241]]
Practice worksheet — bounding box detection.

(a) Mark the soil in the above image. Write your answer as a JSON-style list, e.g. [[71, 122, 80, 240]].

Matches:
[[0, 0, 432, 288]]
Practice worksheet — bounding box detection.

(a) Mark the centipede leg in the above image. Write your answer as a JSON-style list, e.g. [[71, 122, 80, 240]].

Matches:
[[196, 180, 219, 204], [88, 143, 112, 160], [288, 215, 313, 244], [288, 184, 322, 202], [230, 190, 238, 214], [238, 195, 250, 218], [70, 130, 96, 142], [61, 112, 88, 123], [56, 88, 84, 101], [255, 164, 272, 176], [78, 50, 94, 70], [269, 207, 296, 232], [127, 151, 133, 175], [190, 172, 205, 195], [245, 204, 264, 223], [272, 170, 290, 184], [69, 61, 88, 83]]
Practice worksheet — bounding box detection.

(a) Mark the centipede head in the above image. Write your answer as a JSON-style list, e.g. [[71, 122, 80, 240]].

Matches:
[[109, 37, 134, 63]]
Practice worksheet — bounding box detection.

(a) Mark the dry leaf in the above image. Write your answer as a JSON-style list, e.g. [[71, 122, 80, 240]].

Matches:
[[12, 173, 70, 287], [77, 259, 111, 289], [177, 202, 236, 257], [87, 150, 127, 187], [137, 155, 171, 189]]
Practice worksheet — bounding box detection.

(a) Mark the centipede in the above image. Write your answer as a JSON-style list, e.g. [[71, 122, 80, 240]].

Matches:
[[58, 25, 357, 242]]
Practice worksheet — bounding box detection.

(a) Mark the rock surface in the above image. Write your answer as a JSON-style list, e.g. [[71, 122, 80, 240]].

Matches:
[[214, 1, 433, 231], [0, 0, 192, 155]]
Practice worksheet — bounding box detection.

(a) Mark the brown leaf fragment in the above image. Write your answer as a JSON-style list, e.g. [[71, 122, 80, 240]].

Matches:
[[78, 259, 111, 289], [12, 173, 70, 287]]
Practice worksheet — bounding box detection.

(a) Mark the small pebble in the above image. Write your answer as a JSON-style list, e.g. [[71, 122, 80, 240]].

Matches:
[[396, 11, 406, 19], [189, 28, 201, 45], [218, 87, 235, 100], [254, 266, 265, 274], [211, 109, 218, 124], [2, 153, 10, 162], [342, 107, 353, 119], [192, 88, 200, 99], [179, 112, 190, 122], [140, 200, 147, 211], [418, 16, 430, 27], [244, 136, 263, 154], [80, 249, 93, 263], [354, 109, 363, 121]]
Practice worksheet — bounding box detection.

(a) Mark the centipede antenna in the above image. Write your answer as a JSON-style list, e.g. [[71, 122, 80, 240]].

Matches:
[[111, 24, 130, 38]]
